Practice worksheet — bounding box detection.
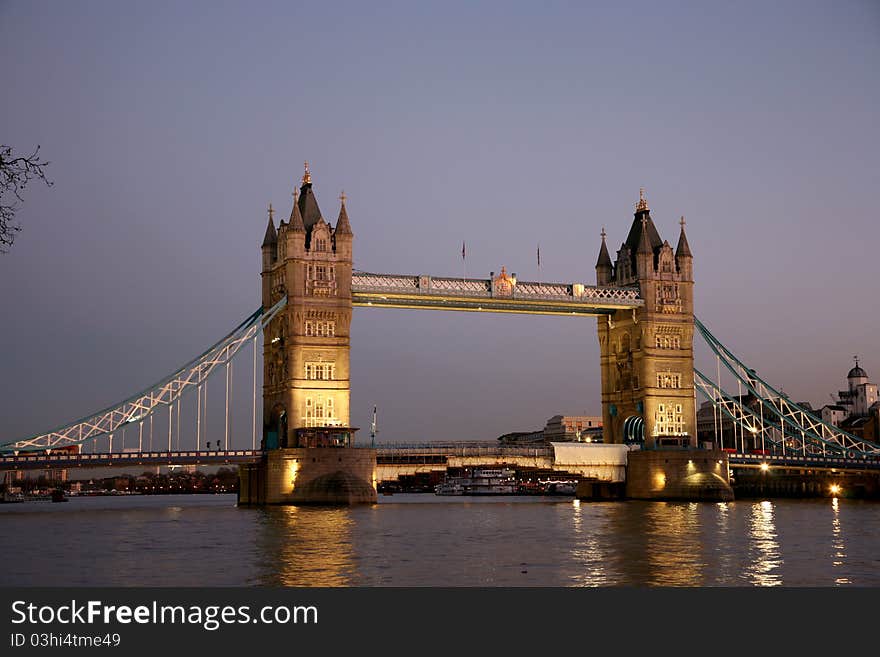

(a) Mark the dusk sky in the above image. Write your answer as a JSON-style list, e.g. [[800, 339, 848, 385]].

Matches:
[[2, 1, 878, 446]]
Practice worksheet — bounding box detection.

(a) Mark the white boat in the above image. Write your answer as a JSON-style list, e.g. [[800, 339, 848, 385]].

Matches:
[[1, 492, 24, 504], [434, 481, 465, 496]]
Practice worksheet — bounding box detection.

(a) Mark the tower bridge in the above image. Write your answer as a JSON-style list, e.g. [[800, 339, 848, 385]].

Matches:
[[3, 166, 879, 503]]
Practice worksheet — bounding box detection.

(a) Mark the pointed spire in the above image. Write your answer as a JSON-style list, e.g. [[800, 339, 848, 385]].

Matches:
[[335, 189, 352, 235], [596, 226, 612, 269], [261, 203, 277, 248], [637, 214, 652, 254], [289, 187, 305, 232], [675, 215, 692, 258], [298, 166, 323, 230]]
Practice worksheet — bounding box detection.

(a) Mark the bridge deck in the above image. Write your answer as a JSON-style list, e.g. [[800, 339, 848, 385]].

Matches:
[[3, 446, 879, 474], [0, 450, 264, 470], [728, 452, 880, 472], [352, 272, 642, 316]]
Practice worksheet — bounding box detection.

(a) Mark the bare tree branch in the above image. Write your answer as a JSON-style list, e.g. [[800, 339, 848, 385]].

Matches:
[[1, 144, 53, 253]]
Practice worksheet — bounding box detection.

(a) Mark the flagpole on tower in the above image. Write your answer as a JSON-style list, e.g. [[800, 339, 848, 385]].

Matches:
[[462, 240, 467, 279]]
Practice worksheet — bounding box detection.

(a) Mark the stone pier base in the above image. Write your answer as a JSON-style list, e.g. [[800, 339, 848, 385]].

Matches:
[[238, 448, 377, 505], [624, 449, 734, 501], [575, 479, 626, 500]]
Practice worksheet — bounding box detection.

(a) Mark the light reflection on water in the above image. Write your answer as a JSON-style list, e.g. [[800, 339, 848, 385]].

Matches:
[[831, 498, 849, 585], [254, 506, 357, 586], [713, 502, 736, 584], [568, 498, 609, 587], [1, 494, 878, 586], [745, 501, 782, 586], [643, 502, 704, 586]]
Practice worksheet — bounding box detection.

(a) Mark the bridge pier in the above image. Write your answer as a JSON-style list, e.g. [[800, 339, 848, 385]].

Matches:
[[623, 449, 733, 501], [238, 448, 377, 505]]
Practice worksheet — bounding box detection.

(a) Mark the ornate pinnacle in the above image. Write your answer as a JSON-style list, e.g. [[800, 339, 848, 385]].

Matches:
[[340, 189, 347, 204], [268, 203, 274, 221], [675, 214, 692, 258], [636, 187, 649, 212], [302, 161, 311, 185], [601, 226, 607, 241]]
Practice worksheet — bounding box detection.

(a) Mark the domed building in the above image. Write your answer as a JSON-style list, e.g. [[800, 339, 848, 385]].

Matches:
[[821, 358, 879, 441]]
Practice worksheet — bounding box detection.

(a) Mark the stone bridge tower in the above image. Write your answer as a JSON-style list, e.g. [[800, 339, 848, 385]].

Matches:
[[242, 163, 375, 505], [595, 190, 696, 448], [260, 163, 354, 448]]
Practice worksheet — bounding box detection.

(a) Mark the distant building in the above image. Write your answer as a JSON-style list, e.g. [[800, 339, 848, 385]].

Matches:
[[821, 405, 847, 427], [821, 359, 880, 441], [543, 415, 603, 442], [17, 468, 67, 483], [497, 430, 544, 445], [498, 414, 603, 445]]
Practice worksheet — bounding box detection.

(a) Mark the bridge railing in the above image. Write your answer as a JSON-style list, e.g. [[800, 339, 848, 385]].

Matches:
[[729, 452, 880, 471], [375, 442, 554, 458], [352, 272, 642, 306], [0, 450, 264, 469]]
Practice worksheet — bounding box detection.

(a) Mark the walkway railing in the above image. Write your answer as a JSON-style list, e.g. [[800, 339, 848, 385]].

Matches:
[[0, 450, 264, 470], [352, 271, 642, 310], [375, 442, 554, 458], [729, 452, 880, 471]]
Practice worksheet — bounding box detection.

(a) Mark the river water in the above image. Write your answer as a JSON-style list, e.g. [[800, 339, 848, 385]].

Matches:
[[2, 494, 877, 586]]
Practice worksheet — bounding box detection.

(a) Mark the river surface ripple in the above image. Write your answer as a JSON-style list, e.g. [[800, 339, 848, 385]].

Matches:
[[2, 494, 878, 586]]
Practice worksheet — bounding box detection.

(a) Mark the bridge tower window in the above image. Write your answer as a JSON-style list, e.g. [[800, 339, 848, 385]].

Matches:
[[305, 362, 335, 380], [655, 334, 681, 349], [305, 320, 335, 337], [657, 372, 681, 389], [654, 402, 685, 436]]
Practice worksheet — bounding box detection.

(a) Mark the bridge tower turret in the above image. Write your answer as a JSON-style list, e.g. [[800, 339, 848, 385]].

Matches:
[[597, 190, 696, 449], [260, 163, 354, 450], [260, 204, 277, 308], [244, 163, 375, 505], [595, 227, 613, 286]]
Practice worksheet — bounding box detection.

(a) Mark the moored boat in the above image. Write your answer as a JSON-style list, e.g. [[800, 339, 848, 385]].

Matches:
[[434, 481, 465, 496]]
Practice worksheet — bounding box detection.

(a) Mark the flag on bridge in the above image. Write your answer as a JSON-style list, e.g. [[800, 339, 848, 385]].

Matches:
[[537, 243, 541, 270], [462, 241, 466, 261]]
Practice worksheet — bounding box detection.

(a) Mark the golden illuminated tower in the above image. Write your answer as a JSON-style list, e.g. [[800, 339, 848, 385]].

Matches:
[[260, 163, 354, 448], [596, 190, 696, 448]]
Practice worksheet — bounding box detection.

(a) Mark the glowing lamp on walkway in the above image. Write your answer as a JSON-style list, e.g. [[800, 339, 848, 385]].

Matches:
[[760, 463, 769, 472]]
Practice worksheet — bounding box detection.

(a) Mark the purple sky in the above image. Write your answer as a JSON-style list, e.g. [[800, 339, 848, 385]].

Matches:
[[1, 1, 878, 446]]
